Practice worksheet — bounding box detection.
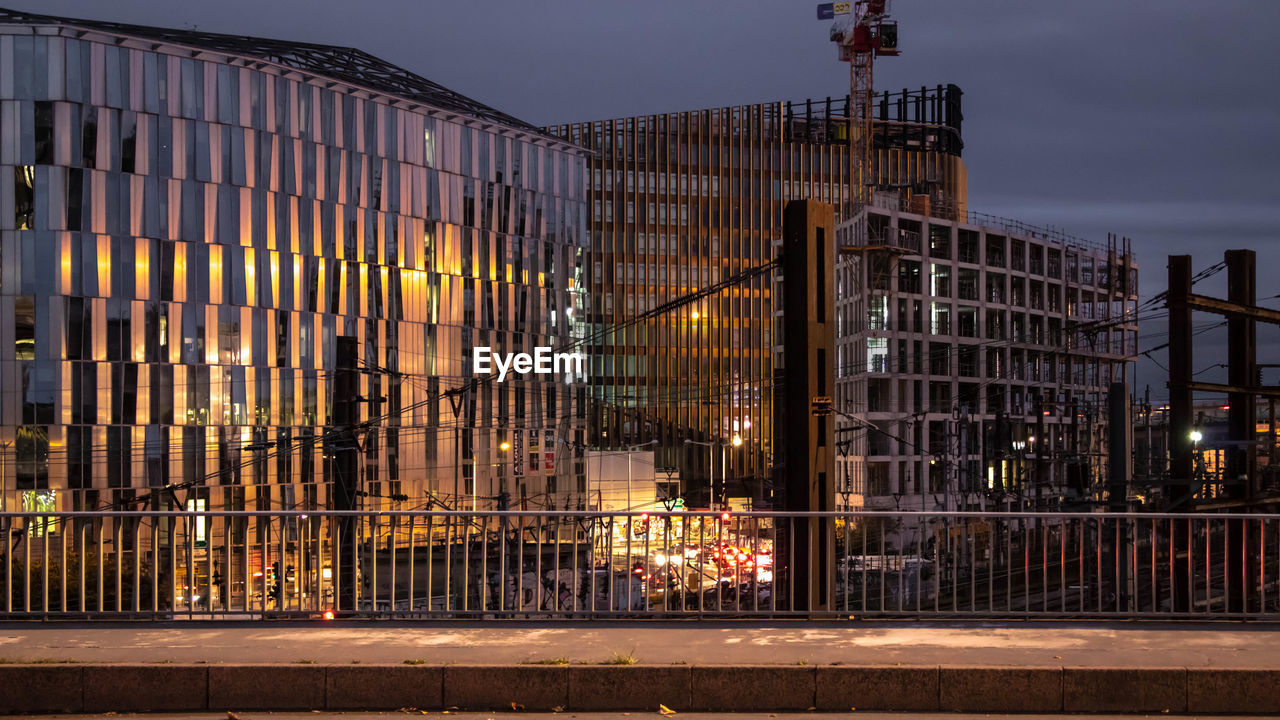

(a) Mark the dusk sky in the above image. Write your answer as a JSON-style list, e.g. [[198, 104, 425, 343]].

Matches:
[[18, 0, 1280, 401]]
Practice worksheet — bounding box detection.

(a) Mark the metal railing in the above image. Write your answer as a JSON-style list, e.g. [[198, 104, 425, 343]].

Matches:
[[2, 510, 1279, 620]]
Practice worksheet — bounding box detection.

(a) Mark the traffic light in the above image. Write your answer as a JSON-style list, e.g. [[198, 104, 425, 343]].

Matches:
[[270, 561, 283, 605]]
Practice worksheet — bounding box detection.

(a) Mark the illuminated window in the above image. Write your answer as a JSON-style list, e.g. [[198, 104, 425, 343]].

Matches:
[[186, 498, 208, 546]]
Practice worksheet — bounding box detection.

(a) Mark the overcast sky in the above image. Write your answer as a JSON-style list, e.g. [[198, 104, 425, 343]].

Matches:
[[21, 0, 1280, 401]]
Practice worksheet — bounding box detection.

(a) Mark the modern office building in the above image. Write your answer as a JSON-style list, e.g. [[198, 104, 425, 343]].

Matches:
[[834, 205, 1139, 548], [0, 8, 591, 517], [548, 87, 967, 507]]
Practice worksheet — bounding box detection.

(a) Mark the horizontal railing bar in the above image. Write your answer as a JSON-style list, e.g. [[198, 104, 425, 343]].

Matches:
[[3, 511, 1279, 521]]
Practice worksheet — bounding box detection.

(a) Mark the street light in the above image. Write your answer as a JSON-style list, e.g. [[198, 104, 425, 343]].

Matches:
[[1189, 429, 1205, 488], [489, 439, 511, 510]]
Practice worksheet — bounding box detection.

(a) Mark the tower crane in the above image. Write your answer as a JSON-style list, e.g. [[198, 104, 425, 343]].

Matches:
[[817, 0, 900, 222]]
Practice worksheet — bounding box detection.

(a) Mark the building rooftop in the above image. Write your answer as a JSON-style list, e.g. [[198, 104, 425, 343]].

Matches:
[[0, 6, 548, 136]]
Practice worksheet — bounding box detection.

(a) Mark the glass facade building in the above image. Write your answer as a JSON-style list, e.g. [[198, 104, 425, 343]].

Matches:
[[0, 9, 591, 516], [548, 88, 967, 507]]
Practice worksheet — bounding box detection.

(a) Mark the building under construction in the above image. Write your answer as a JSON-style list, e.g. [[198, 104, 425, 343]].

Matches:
[[834, 205, 1139, 547], [547, 86, 967, 508]]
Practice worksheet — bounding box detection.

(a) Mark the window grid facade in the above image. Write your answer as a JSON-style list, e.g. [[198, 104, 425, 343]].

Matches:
[[550, 89, 966, 507], [0, 20, 590, 516], [836, 208, 1139, 536]]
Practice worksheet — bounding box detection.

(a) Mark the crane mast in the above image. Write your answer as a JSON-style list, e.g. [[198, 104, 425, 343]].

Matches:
[[819, 0, 899, 221]]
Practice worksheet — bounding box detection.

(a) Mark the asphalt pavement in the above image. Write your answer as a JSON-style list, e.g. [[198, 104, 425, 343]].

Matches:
[[10, 707, 1269, 712], [2, 619, 1279, 667]]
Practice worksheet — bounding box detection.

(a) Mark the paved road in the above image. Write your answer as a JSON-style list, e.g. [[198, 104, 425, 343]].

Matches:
[[2, 620, 1279, 667], [12, 707, 1269, 712]]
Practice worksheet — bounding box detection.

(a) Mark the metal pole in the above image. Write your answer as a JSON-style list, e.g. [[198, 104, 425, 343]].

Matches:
[[334, 336, 359, 613], [720, 443, 726, 511], [1225, 249, 1256, 613], [1152, 386, 1162, 481], [1034, 392, 1045, 517], [1168, 256, 1194, 502], [708, 445, 715, 512], [1270, 396, 1277, 479], [1167, 255, 1193, 612]]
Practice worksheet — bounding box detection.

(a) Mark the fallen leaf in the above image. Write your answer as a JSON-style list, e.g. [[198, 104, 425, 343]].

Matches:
[[1053, 656, 1062, 659], [511, 701, 526, 711], [659, 704, 677, 715], [226, 713, 240, 720], [552, 706, 565, 713], [807, 707, 816, 711]]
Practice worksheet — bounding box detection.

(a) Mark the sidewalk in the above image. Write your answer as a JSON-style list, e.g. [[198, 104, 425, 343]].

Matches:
[[2, 621, 1279, 714]]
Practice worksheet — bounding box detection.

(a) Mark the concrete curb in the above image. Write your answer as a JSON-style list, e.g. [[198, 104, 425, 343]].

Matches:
[[816, 665, 939, 711], [2, 663, 1279, 714], [940, 665, 1062, 713]]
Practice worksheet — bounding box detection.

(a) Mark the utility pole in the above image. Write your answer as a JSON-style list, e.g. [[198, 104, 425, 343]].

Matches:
[[333, 336, 360, 612], [1144, 386, 1153, 486], [1165, 256, 1193, 612], [1269, 373, 1277, 486], [778, 199, 836, 614], [1167, 256, 1194, 509], [1225, 250, 1258, 502], [1225, 249, 1257, 613], [1034, 391, 1046, 515], [1108, 382, 1132, 509], [1108, 381, 1133, 610], [1069, 397, 1080, 498], [957, 405, 969, 510]]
